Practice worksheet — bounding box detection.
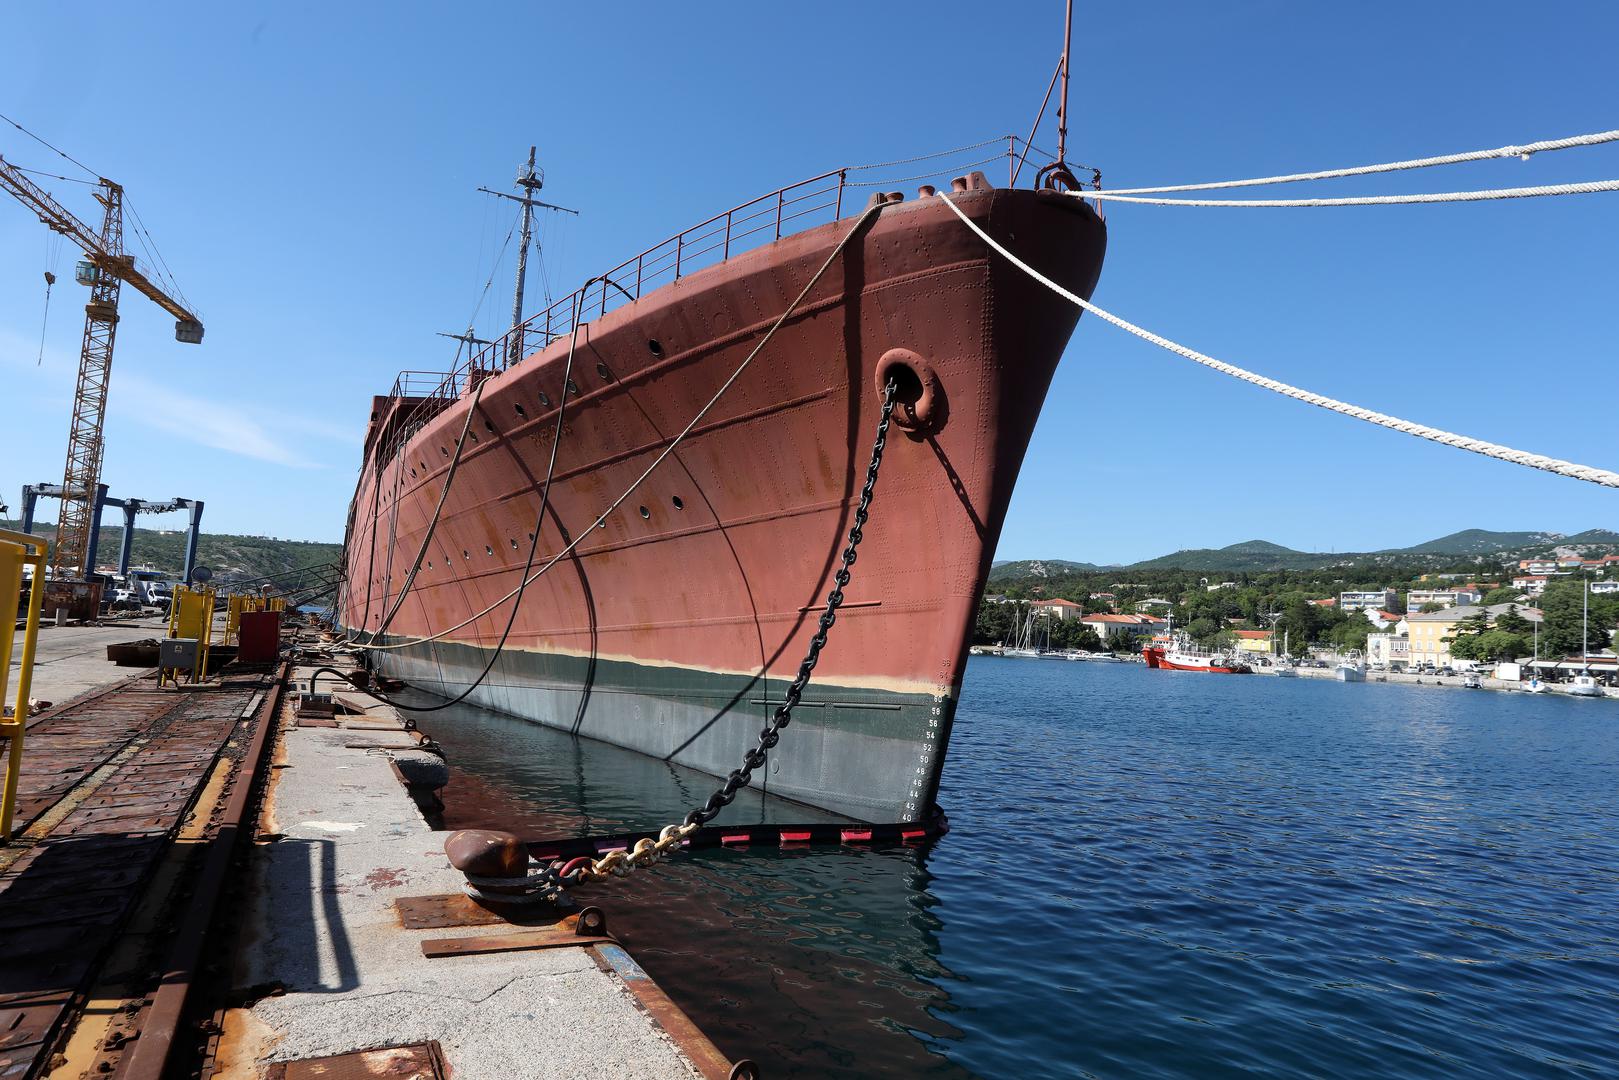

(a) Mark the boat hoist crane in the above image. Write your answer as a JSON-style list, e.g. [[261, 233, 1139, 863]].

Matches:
[[0, 151, 204, 608]]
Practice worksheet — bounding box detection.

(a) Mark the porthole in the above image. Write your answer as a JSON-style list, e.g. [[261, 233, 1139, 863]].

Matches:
[[638, 505, 651, 520], [469, 431, 478, 443], [648, 339, 663, 357], [485, 545, 494, 556], [566, 379, 579, 396], [463, 550, 470, 560], [484, 420, 496, 434], [427, 561, 433, 570], [527, 531, 535, 542], [514, 403, 527, 417], [672, 495, 684, 510], [538, 391, 551, 407], [440, 446, 449, 456], [409, 468, 416, 478], [510, 538, 519, 549], [596, 362, 611, 380]]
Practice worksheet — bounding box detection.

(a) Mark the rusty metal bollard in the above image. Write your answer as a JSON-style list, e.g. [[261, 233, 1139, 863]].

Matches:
[[445, 829, 560, 905]]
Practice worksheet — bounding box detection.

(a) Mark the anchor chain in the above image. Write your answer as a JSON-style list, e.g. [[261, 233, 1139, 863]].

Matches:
[[560, 375, 902, 885]]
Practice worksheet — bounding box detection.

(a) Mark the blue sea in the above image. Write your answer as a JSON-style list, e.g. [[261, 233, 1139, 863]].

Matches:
[[427, 657, 1619, 1078]]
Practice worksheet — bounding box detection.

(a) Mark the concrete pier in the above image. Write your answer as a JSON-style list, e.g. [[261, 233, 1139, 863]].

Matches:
[[213, 655, 733, 1079], [1, 620, 744, 1080]]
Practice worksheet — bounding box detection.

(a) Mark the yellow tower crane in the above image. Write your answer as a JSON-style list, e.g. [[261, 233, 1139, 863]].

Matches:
[[0, 151, 204, 606]]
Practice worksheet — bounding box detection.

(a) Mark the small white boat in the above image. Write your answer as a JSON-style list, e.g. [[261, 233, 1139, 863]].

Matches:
[[1461, 675, 1483, 689], [1524, 678, 1547, 694], [1569, 673, 1604, 697], [1335, 662, 1365, 682], [1272, 662, 1298, 678]]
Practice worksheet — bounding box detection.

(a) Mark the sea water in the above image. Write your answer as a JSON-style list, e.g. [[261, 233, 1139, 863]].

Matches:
[[426, 657, 1619, 1078]]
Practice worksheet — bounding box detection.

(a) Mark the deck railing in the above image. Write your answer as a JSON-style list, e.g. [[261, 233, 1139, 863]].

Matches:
[[379, 137, 1073, 464]]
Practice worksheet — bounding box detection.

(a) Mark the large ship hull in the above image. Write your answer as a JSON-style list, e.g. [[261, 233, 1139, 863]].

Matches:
[[340, 182, 1106, 823]]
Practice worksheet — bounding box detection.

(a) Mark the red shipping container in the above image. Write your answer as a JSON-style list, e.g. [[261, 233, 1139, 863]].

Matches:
[[238, 610, 282, 663]]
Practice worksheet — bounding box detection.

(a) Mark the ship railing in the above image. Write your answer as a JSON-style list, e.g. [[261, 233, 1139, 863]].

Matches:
[[376, 137, 1069, 466]]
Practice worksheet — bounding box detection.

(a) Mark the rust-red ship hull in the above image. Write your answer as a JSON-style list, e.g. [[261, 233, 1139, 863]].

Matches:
[[339, 183, 1105, 822]]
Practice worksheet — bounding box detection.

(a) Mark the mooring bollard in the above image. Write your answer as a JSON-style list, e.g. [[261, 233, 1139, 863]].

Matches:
[[445, 829, 559, 905]]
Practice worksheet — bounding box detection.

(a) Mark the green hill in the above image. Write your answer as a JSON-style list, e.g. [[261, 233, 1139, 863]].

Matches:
[[1381, 529, 1555, 556], [995, 527, 1619, 578], [988, 558, 1107, 582], [9, 523, 341, 582]]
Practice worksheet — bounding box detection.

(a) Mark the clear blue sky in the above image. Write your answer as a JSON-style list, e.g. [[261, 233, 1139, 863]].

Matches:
[[3, 3, 1615, 564]]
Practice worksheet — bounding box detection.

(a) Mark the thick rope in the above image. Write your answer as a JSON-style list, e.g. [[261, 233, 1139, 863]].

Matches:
[[1096, 128, 1619, 195], [369, 378, 489, 640], [937, 192, 1619, 489], [1077, 177, 1619, 207], [358, 200, 886, 652]]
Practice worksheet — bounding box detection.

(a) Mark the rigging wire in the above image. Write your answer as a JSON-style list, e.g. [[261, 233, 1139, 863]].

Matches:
[[8, 162, 96, 185], [466, 206, 520, 341], [936, 191, 1619, 490], [0, 111, 100, 178], [124, 197, 192, 311], [1073, 177, 1619, 207], [355, 199, 885, 654], [847, 135, 1013, 171], [1095, 127, 1619, 195], [355, 294, 586, 710]]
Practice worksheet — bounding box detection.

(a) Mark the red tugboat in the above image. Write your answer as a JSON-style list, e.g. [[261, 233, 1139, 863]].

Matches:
[[1143, 633, 1253, 674]]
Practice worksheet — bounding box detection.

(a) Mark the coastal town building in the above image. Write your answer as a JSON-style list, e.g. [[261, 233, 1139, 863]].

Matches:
[[1406, 603, 1543, 669], [1518, 559, 1559, 574], [1031, 598, 1082, 621], [1592, 581, 1619, 595], [1511, 575, 1551, 597], [1081, 612, 1167, 641], [1310, 598, 1337, 607], [1365, 611, 1406, 632], [1406, 588, 1482, 612], [1134, 598, 1173, 613], [1366, 632, 1411, 670], [1233, 629, 1273, 655], [1339, 589, 1398, 612]]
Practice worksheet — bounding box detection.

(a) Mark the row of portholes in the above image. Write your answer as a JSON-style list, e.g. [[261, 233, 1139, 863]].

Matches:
[[413, 495, 687, 572], [397, 339, 667, 483]]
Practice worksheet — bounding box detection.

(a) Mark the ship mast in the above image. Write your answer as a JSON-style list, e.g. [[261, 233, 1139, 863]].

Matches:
[[509, 146, 540, 349], [477, 147, 578, 363], [1057, 0, 1073, 166]]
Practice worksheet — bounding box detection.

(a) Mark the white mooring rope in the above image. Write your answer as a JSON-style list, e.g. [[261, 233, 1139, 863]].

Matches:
[[937, 192, 1619, 489], [1095, 128, 1619, 195], [1077, 178, 1619, 207]]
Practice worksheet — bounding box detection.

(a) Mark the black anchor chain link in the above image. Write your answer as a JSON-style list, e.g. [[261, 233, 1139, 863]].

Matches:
[[683, 376, 901, 829]]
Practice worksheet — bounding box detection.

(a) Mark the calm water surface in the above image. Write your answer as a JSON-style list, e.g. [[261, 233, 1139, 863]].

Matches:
[[426, 658, 1619, 1078]]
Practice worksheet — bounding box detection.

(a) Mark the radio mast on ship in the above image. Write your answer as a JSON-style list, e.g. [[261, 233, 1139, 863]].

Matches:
[[479, 147, 578, 362]]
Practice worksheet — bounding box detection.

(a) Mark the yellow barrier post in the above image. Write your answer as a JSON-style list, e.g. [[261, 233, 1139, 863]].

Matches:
[[1, 529, 47, 842], [161, 583, 216, 686], [226, 593, 246, 643]]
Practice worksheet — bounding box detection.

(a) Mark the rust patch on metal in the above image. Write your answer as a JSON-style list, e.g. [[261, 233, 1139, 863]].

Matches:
[[589, 943, 746, 1080], [265, 1040, 448, 1080], [419, 922, 612, 959]]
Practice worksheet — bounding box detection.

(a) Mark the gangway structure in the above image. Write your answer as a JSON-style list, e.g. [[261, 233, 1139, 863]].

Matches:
[[18, 483, 204, 586]]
